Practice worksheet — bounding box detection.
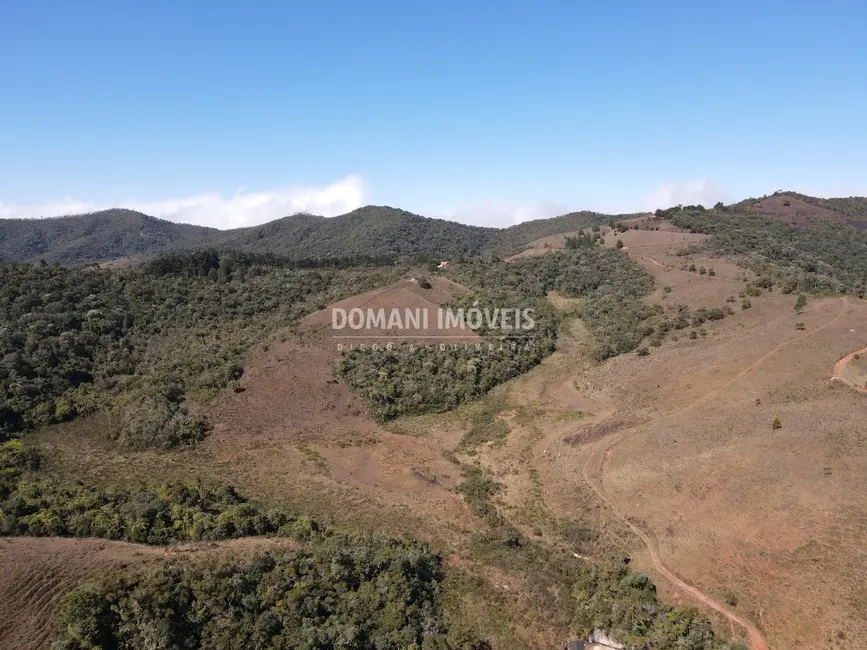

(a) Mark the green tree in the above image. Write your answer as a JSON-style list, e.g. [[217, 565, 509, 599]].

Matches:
[[794, 293, 807, 313]]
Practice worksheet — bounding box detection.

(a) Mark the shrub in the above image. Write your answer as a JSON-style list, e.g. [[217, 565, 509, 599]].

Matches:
[[772, 417, 782, 430], [794, 293, 807, 313], [115, 391, 207, 449]]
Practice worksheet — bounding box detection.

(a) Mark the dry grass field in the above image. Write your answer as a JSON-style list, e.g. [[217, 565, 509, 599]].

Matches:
[[13, 232, 867, 650]]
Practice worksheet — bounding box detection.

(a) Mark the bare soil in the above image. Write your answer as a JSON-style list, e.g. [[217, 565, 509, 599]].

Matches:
[[746, 195, 847, 227], [16, 246, 867, 650]]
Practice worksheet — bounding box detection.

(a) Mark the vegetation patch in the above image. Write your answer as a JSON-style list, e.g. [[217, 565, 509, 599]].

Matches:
[[453, 460, 738, 650], [662, 207, 867, 296], [447, 246, 656, 360], [337, 293, 558, 421], [53, 532, 488, 650], [459, 394, 511, 450], [0, 253, 401, 445], [0, 441, 296, 543]]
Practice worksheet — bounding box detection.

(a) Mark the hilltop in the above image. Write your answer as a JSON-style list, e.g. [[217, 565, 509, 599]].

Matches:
[[210, 205, 497, 260], [0, 204, 637, 264], [727, 191, 867, 229], [0, 208, 218, 264], [3, 196, 867, 649], [4, 192, 864, 266]]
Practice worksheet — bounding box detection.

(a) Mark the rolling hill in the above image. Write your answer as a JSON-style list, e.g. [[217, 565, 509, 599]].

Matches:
[[2, 192, 866, 265], [729, 191, 867, 229], [209, 205, 498, 259], [0, 209, 217, 264], [0, 205, 623, 264]]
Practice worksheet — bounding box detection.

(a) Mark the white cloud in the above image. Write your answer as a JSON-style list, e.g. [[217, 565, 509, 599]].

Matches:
[[435, 200, 571, 228], [0, 175, 366, 229], [432, 180, 732, 228], [639, 180, 729, 211], [2, 176, 757, 232]]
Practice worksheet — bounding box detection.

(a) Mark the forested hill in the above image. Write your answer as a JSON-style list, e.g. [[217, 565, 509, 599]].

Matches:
[[0, 206, 498, 264], [0, 204, 643, 265], [210, 206, 498, 259], [490, 210, 623, 250], [3, 192, 866, 264], [0, 209, 218, 264]]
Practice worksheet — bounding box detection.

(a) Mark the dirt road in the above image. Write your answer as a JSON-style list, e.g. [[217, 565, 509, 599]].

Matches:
[[574, 297, 849, 650], [832, 345, 867, 392]]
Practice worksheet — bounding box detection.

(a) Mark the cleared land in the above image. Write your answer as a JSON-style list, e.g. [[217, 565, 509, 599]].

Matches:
[[13, 233, 867, 649]]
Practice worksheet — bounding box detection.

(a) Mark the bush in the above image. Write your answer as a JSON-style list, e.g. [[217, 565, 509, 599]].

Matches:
[[115, 391, 206, 449], [772, 417, 782, 430], [795, 293, 807, 313]]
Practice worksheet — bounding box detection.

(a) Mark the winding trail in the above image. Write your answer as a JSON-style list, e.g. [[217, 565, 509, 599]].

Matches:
[[832, 345, 867, 393], [572, 297, 849, 650]]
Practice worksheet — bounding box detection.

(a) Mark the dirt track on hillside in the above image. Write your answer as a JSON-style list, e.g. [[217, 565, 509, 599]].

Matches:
[[832, 345, 867, 392], [574, 298, 849, 650]]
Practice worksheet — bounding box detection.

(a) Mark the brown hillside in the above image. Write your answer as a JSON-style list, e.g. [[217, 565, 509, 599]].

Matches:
[[21, 239, 867, 649], [301, 277, 479, 342], [747, 195, 846, 226]]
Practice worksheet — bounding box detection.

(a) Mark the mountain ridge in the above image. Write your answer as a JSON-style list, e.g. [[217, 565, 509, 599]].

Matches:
[[2, 191, 865, 264]]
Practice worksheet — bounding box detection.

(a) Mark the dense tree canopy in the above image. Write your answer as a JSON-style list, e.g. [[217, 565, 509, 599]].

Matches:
[[0, 256, 401, 445], [54, 536, 488, 650]]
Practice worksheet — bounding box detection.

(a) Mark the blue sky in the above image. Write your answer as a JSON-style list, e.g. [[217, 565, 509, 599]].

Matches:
[[1, 0, 865, 227]]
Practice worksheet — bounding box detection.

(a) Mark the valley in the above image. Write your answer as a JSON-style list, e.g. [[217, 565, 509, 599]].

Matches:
[[1, 194, 866, 649]]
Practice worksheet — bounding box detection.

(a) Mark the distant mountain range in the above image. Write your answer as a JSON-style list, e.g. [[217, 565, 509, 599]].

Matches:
[[0, 205, 620, 264], [1, 191, 864, 264]]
